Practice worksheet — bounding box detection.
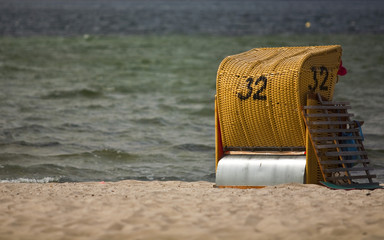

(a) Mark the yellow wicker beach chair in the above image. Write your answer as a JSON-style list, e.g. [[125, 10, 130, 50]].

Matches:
[[215, 46, 342, 187]]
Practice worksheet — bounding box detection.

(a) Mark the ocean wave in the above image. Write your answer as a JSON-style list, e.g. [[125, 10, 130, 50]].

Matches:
[[191, 107, 214, 116], [111, 84, 165, 94], [27, 149, 140, 162], [0, 140, 60, 147], [172, 143, 214, 152], [0, 148, 139, 164], [1, 124, 52, 135], [363, 134, 384, 151], [131, 117, 170, 126], [89, 149, 138, 160], [121, 175, 215, 182], [41, 88, 104, 99], [0, 163, 107, 182]]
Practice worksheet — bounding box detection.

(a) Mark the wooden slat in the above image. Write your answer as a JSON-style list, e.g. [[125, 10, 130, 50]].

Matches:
[[320, 159, 371, 165], [323, 151, 367, 157], [309, 121, 355, 125], [303, 105, 351, 110], [320, 101, 350, 106], [312, 136, 363, 141], [323, 167, 375, 173], [315, 143, 362, 149], [327, 174, 377, 181], [304, 113, 354, 118], [310, 128, 359, 133]]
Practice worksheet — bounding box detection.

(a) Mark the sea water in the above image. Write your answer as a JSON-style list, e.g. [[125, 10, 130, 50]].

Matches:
[[0, 0, 383, 183]]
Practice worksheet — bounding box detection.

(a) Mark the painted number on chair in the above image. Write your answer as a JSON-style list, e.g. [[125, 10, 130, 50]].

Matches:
[[309, 66, 329, 91], [238, 75, 267, 101]]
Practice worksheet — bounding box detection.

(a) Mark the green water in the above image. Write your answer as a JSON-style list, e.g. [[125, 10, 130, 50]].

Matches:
[[0, 34, 383, 182]]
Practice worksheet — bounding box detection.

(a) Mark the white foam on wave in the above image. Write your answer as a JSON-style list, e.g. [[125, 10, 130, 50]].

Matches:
[[0, 177, 60, 183]]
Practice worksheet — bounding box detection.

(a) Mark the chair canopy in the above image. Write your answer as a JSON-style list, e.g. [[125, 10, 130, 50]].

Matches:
[[216, 45, 342, 151]]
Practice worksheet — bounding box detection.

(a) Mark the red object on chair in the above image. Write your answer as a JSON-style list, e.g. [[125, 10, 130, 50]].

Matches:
[[338, 60, 347, 76]]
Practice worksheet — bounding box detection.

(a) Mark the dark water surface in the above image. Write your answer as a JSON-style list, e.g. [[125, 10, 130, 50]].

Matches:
[[1, 0, 383, 36], [0, 0, 383, 183]]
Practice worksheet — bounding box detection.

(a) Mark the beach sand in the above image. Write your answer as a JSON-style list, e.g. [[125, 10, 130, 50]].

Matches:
[[0, 181, 383, 240]]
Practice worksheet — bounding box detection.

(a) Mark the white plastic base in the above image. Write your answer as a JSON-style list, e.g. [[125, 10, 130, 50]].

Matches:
[[216, 155, 306, 187]]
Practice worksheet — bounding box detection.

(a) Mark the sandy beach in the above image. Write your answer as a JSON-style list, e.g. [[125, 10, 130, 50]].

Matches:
[[0, 181, 383, 240], [1, 1, 383, 239]]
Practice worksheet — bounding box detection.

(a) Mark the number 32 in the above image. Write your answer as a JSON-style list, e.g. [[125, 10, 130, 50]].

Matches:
[[238, 76, 267, 101], [309, 66, 329, 91]]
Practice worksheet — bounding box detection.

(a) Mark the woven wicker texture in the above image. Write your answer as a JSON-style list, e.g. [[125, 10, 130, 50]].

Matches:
[[216, 46, 342, 149]]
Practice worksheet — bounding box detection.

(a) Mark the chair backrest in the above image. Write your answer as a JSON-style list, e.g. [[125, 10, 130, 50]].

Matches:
[[216, 46, 342, 151]]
